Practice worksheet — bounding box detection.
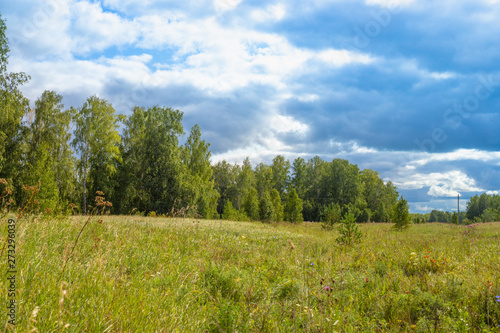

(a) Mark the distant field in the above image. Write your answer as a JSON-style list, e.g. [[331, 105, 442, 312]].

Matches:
[[1, 216, 499, 332]]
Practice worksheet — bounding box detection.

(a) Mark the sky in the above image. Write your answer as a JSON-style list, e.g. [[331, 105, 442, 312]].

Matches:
[[2, 0, 500, 213]]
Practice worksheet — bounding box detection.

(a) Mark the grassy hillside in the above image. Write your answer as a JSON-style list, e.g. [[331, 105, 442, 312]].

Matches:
[[1, 215, 499, 332]]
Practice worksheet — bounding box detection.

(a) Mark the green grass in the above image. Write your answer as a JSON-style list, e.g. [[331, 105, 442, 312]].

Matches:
[[1, 215, 500, 332]]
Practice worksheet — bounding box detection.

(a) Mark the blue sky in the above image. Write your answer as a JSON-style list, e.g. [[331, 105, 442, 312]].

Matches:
[[3, 0, 500, 213]]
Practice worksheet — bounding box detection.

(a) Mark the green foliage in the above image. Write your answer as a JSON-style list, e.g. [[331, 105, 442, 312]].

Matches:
[[393, 196, 411, 230], [254, 163, 273, 197], [116, 106, 185, 215], [182, 124, 219, 219], [271, 155, 290, 198], [336, 212, 362, 245], [243, 187, 259, 221], [320, 159, 362, 207], [322, 202, 341, 229], [284, 187, 303, 223], [23, 143, 59, 212], [270, 189, 284, 222], [72, 96, 121, 214], [222, 200, 249, 221], [259, 190, 274, 223], [212, 160, 239, 217], [291, 157, 307, 198], [0, 14, 30, 186], [26, 91, 75, 205]]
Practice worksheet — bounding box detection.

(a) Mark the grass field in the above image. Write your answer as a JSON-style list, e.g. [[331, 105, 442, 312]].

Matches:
[[1, 215, 500, 332]]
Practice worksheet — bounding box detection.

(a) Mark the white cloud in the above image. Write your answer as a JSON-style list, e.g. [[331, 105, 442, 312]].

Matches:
[[409, 149, 500, 167], [214, 0, 242, 12], [250, 4, 287, 22], [271, 114, 309, 134], [393, 170, 484, 197], [365, 0, 415, 9], [317, 49, 375, 67]]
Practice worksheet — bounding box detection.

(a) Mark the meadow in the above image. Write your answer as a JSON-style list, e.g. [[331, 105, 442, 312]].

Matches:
[[1, 214, 499, 332]]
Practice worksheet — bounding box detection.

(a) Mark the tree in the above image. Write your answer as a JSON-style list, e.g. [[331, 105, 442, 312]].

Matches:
[[116, 106, 185, 215], [243, 187, 259, 221], [284, 188, 303, 223], [23, 143, 58, 212], [393, 196, 411, 230], [212, 160, 239, 217], [72, 96, 121, 214], [336, 213, 362, 245], [236, 157, 256, 210], [0, 14, 30, 196], [320, 159, 362, 208], [182, 124, 219, 218], [25, 91, 74, 204], [291, 157, 307, 198], [271, 155, 290, 199], [259, 191, 274, 223], [255, 163, 273, 197], [222, 201, 248, 221], [270, 189, 284, 222], [322, 202, 342, 229]]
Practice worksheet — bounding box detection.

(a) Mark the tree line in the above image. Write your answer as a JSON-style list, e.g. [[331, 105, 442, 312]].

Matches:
[[410, 193, 500, 224], [0, 14, 407, 222]]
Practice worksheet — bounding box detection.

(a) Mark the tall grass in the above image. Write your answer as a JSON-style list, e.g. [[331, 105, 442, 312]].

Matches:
[[1, 215, 499, 332]]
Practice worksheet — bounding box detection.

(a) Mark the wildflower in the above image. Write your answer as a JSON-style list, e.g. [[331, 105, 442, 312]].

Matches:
[[496, 296, 500, 302], [366, 278, 369, 283], [325, 286, 330, 291], [311, 263, 314, 266]]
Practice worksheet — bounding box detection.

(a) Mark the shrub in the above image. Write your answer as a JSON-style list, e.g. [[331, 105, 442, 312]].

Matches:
[[322, 202, 341, 230]]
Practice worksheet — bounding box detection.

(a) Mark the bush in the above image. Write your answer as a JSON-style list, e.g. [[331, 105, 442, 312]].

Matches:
[[322, 203, 341, 229]]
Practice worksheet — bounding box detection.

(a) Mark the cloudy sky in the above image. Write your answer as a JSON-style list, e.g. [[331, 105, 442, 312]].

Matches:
[[3, 0, 500, 213]]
